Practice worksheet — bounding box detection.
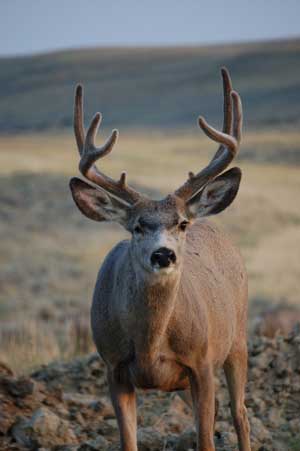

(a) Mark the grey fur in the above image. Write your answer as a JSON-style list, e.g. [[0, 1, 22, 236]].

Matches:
[[69, 67, 251, 451]]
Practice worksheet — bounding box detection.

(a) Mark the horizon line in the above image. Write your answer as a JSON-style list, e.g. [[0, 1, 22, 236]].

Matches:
[[1, 34, 300, 60]]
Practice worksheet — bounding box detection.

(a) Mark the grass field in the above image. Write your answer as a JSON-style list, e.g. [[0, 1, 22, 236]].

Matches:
[[0, 127, 299, 372]]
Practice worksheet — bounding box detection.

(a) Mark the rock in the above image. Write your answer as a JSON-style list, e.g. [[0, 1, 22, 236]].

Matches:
[[63, 393, 114, 419], [63, 393, 96, 408], [78, 436, 109, 450], [11, 417, 36, 449], [54, 446, 79, 451], [174, 427, 195, 451], [0, 361, 14, 377], [289, 418, 300, 434], [105, 418, 118, 429], [221, 431, 237, 447], [267, 407, 281, 428], [137, 427, 165, 450], [250, 350, 273, 370], [2, 333, 300, 450], [250, 416, 272, 444], [90, 397, 114, 418], [12, 407, 78, 448], [2, 376, 34, 398]]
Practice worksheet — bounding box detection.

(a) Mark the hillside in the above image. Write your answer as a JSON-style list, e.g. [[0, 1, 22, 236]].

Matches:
[[0, 38, 300, 132]]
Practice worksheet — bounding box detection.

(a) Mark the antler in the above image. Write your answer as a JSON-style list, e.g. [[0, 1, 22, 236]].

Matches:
[[74, 85, 142, 205], [175, 67, 242, 201]]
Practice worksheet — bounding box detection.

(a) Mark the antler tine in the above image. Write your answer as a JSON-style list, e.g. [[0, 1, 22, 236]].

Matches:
[[198, 116, 237, 150], [207, 67, 233, 162], [74, 85, 85, 155], [232, 90, 242, 143], [79, 112, 118, 174], [175, 67, 242, 201], [73, 85, 142, 205], [221, 67, 233, 134]]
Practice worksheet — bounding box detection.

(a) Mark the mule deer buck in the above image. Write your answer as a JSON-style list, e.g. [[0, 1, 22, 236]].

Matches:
[[69, 68, 251, 451]]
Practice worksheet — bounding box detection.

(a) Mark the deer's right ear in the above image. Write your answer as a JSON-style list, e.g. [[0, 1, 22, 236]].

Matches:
[[185, 167, 241, 218], [69, 177, 129, 225]]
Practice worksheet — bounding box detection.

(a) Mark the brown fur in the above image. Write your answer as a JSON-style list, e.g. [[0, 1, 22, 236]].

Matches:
[[88, 214, 251, 451], [70, 148, 251, 451], [69, 67, 251, 451]]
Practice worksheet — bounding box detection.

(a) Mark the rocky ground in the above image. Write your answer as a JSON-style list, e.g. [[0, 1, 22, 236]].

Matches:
[[1, 330, 300, 451]]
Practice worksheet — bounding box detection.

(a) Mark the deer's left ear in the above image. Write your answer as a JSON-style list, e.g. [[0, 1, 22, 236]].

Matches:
[[186, 167, 242, 218], [69, 177, 129, 225]]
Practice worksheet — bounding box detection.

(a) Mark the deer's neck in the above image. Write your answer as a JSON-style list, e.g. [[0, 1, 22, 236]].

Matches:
[[127, 255, 181, 359]]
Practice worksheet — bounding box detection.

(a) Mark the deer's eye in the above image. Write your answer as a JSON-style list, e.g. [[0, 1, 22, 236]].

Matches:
[[179, 221, 189, 232], [134, 224, 143, 234]]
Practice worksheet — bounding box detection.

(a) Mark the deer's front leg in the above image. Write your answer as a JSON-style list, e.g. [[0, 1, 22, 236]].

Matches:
[[107, 367, 137, 451], [189, 363, 216, 451]]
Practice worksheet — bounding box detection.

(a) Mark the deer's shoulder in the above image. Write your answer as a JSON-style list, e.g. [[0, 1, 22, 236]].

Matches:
[[185, 218, 245, 275]]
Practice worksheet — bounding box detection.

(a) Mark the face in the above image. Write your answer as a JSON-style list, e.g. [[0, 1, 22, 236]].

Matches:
[[127, 195, 190, 275], [70, 167, 241, 276]]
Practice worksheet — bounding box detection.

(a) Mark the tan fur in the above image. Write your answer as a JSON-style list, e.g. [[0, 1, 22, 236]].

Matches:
[[69, 67, 251, 451], [89, 214, 251, 451]]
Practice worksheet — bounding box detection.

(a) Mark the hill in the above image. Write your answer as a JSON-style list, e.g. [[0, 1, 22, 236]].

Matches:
[[0, 38, 300, 132]]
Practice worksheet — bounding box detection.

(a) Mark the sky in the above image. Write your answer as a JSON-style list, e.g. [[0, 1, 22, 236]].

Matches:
[[1, 0, 300, 56]]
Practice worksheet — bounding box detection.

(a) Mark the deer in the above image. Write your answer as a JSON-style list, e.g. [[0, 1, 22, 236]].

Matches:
[[69, 67, 251, 451]]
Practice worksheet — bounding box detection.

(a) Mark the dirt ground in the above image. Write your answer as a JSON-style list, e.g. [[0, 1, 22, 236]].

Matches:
[[1, 330, 300, 450]]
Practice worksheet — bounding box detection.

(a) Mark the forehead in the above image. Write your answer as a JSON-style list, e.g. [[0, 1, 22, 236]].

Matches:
[[131, 195, 186, 228]]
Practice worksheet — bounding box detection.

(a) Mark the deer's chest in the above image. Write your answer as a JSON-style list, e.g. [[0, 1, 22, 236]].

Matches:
[[127, 349, 189, 391], [122, 315, 193, 391]]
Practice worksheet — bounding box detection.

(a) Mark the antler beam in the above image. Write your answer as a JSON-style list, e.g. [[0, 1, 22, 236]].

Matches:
[[175, 67, 242, 201], [74, 85, 142, 205]]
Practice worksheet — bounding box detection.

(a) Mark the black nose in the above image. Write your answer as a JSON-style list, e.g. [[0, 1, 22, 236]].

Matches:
[[150, 247, 176, 268]]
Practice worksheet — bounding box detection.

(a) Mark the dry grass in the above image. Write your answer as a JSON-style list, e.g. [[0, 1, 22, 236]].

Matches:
[[0, 128, 299, 372]]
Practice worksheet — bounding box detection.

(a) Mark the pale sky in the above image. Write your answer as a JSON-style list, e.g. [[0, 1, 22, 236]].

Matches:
[[1, 0, 300, 56]]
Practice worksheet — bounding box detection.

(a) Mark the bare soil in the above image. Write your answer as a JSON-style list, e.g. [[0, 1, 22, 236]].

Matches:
[[1, 330, 300, 451]]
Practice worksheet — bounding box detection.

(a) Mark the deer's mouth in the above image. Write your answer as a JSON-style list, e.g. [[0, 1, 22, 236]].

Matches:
[[152, 264, 176, 275]]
